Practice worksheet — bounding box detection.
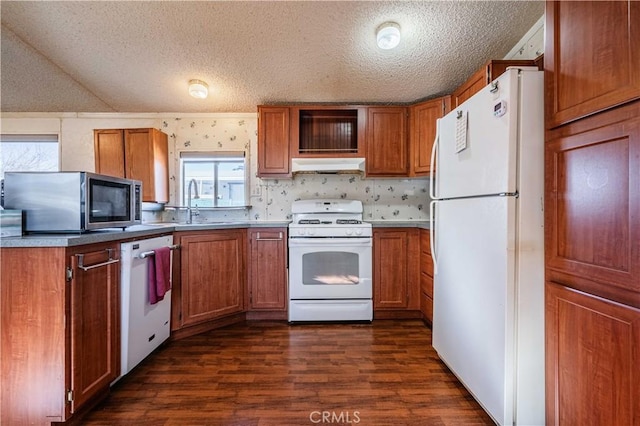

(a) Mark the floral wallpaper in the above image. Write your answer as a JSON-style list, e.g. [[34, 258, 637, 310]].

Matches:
[[149, 115, 429, 223]]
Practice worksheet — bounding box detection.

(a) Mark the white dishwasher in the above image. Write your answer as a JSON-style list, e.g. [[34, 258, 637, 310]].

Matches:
[[119, 235, 174, 378]]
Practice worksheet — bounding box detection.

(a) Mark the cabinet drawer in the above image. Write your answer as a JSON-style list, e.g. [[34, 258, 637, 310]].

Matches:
[[420, 291, 433, 324], [421, 272, 433, 298], [420, 230, 431, 255], [421, 252, 434, 278]]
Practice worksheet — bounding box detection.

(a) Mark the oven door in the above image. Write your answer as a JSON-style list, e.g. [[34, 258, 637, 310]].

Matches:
[[288, 237, 372, 300]]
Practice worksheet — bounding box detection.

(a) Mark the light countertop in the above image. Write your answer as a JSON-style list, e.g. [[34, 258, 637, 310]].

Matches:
[[0, 220, 430, 248]]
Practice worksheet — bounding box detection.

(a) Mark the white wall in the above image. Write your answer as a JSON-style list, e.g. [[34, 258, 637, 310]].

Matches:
[[1, 113, 429, 222]]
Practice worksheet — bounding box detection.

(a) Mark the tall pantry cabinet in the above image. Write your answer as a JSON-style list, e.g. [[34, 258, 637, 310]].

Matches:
[[543, 2, 640, 424]]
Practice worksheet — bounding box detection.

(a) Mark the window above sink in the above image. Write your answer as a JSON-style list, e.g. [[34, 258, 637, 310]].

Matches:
[[180, 151, 248, 208]]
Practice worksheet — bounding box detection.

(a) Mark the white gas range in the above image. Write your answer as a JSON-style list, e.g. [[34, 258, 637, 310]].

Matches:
[[288, 199, 373, 322]]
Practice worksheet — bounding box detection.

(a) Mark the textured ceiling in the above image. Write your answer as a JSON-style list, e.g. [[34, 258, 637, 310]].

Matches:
[[1, 1, 544, 113]]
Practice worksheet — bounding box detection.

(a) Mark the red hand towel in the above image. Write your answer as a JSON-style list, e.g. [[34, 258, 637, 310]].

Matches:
[[148, 247, 171, 305]]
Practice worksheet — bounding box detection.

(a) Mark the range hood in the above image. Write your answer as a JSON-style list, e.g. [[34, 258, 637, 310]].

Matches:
[[291, 157, 365, 174]]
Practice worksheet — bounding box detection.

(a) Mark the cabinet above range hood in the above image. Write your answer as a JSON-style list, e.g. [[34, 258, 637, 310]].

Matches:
[[291, 157, 365, 174]]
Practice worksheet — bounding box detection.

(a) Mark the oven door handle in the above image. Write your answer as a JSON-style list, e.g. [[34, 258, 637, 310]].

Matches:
[[288, 238, 372, 247]]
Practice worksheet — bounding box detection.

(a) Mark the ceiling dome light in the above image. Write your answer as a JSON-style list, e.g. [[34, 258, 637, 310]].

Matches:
[[376, 22, 401, 50], [188, 79, 209, 99]]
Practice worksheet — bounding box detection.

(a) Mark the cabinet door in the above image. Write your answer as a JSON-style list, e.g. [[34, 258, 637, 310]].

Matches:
[[410, 97, 450, 176], [366, 107, 408, 176], [1, 247, 69, 424], [179, 231, 245, 327], [452, 66, 487, 108], [69, 245, 120, 413], [94, 129, 125, 178], [248, 228, 287, 310], [452, 60, 536, 108], [545, 1, 640, 128], [545, 114, 640, 306], [124, 128, 169, 203], [545, 282, 640, 426], [373, 229, 419, 310], [258, 106, 291, 177]]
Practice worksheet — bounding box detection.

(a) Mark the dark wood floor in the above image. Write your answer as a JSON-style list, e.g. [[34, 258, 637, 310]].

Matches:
[[83, 320, 494, 425]]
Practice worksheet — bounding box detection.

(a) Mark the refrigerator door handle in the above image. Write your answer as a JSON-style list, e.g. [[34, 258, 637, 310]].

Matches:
[[429, 118, 440, 200], [429, 199, 438, 275]]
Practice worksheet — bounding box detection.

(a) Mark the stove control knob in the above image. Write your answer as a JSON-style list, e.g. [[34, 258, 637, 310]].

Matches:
[[355, 229, 363, 236], [298, 229, 305, 236], [345, 229, 353, 235], [307, 229, 315, 236]]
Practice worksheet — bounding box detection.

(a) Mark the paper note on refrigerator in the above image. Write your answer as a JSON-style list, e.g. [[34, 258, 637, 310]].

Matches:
[[455, 110, 468, 153]]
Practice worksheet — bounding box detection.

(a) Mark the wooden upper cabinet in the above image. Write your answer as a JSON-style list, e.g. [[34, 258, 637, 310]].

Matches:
[[94, 128, 169, 203], [124, 128, 168, 203], [366, 106, 408, 176], [545, 1, 640, 129], [289, 106, 366, 158], [452, 59, 536, 108], [409, 96, 451, 176], [94, 129, 125, 178], [257, 106, 291, 177]]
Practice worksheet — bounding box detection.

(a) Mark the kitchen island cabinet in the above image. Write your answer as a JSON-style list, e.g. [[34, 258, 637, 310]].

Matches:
[[247, 228, 288, 319], [372, 228, 420, 318], [1, 242, 120, 425], [94, 128, 169, 203], [172, 230, 246, 337]]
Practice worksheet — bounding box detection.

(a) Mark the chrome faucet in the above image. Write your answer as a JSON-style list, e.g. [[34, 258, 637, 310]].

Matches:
[[186, 178, 200, 224]]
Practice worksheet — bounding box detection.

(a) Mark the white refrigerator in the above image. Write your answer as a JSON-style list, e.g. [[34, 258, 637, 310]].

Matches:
[[429, 68, 545, 426]]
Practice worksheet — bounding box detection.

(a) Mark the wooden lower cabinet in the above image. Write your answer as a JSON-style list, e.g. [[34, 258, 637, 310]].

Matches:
[[173, 230, 246, 331], [545, 281, 640, 426], [545, 0, 640, 129], [419, 229, 434, 324], [69, 247, 120, 412], [247, 228, 288, 319], [373, 228, 420, 318], [1, 242, 120, 425]]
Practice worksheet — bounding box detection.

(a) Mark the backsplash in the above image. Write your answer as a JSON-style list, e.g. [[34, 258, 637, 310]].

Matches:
[[153, 115, 430, 223], [254, 175, 430, 222]]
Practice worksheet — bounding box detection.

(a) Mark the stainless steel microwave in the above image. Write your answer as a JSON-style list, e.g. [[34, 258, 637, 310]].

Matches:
[[3, 172, 141, 233]]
